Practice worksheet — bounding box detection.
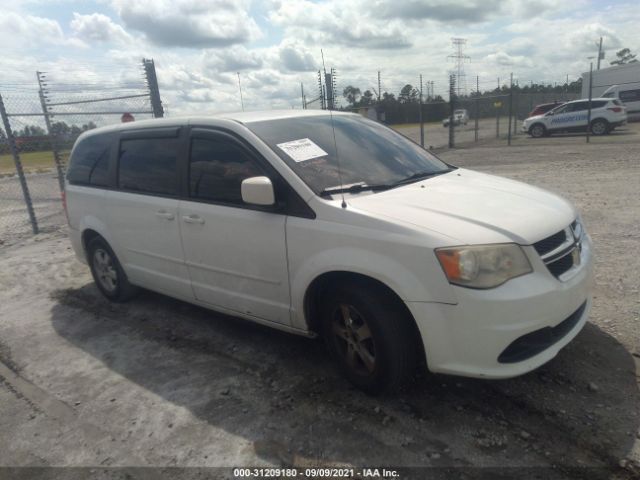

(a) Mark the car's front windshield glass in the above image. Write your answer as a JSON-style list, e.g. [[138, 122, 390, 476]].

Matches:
[[246, 114, 450, 195]]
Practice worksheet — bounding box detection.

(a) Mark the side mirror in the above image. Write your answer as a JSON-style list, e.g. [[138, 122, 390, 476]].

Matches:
[[241, 176, 275, 206]]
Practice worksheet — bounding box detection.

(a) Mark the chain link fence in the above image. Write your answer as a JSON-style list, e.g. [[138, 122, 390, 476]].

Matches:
[[0, 59, 162, 246], [335, 73, 583, 150]]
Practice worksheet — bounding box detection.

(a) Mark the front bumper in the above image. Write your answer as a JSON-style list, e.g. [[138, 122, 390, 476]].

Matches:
[[407, 235, 594, 379]]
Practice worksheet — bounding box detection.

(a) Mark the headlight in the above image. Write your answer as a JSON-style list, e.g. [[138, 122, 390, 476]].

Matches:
[[435, 244, 532, 289]]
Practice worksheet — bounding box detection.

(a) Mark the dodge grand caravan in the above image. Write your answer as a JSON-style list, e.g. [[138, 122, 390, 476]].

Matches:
[[65, 110, 593, 392]]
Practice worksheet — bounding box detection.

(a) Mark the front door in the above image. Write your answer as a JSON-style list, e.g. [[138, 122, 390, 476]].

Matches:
[[548, 101, 589, 131], [179, 129, 291, 325]]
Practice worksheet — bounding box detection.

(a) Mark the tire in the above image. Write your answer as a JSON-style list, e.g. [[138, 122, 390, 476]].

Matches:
[[320, 281, 418, 394], [87, 236, 138, 302], [590, 119, 608, 136], [529, 123, 546, 138]]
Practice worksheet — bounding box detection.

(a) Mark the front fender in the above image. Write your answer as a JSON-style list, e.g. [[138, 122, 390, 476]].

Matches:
[[288, 246, 457, 331]]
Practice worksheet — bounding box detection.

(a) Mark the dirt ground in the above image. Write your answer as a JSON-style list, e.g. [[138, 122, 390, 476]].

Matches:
[[0, 128, 639, 479]]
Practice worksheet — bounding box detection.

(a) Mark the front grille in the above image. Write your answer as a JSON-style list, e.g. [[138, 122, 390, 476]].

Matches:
[[547, 252, 574, 277], [533, 224, 581, 279], [498, 301, 587, 364], [533, 230, 566, 256]]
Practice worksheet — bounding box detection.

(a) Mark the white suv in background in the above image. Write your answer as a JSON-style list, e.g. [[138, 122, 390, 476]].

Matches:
[[65, 111, 593, 393], [523, 98, 627, 138], [442, 109, 469, 127]]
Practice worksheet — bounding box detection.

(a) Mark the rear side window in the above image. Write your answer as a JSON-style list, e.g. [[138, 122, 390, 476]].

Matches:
[[67, 134, 111, 186], [189, 137, 263, 204], [118, 137, 179, 196], [591, 100, 607, 109], [620, 89, 640, 103]]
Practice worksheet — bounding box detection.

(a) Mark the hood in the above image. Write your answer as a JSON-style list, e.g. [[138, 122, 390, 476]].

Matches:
[[524, 113, 545, 123], [348, 169, 576, 245]]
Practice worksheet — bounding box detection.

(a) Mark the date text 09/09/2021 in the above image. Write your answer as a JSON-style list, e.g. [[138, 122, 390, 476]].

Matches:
[[233, 467, 400, 478]]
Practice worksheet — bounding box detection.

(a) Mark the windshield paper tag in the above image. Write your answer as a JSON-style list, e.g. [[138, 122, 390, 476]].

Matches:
[[276, 138, 328, 162]]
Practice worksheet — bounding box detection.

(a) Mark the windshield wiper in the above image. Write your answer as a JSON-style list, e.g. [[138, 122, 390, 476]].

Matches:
[[320, 169, 453, 197], [387, 169, 453, 188], [319, 182, 391, 196]]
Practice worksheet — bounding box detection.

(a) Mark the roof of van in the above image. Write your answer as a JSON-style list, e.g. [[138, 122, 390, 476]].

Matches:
[[78, 109, 356, 138]]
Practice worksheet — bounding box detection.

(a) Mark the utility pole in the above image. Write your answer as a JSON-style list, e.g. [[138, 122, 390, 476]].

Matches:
[[508, 72, 513, 146], [377, 71, 381, 102], [587, 61, 594, 143], [300, 82, 305, 109], [237, 72, 244, 111], [419, 74, 424, 147], [475, 76, 479, 142], [597, 36, 603, 70], [449, 74, 455, 148]]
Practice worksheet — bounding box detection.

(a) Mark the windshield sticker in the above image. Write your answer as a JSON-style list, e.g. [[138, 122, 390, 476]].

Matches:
[[276, 138, 328, 163]]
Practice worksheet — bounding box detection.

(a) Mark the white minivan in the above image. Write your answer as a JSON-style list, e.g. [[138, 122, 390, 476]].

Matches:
[[65, 111, 593, 392]]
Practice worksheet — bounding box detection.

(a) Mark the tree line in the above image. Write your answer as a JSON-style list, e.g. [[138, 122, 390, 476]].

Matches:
[[339, 78, 584, 124], [341, 79, 583, 109], [0, 120, 97, 154]]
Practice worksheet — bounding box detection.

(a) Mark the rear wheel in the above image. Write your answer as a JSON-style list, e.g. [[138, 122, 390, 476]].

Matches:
[[321, 282, 418, 394], [87, 236, 138, 302], [529, 123, 546, 138], [590, 119, 608, 136]]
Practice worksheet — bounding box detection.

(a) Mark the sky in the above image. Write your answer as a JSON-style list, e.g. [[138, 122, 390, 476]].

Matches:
[[0, 0, 638, 115]]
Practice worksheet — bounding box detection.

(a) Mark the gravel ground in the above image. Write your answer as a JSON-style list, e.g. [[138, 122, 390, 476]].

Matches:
[[0, 129, 638, 479]]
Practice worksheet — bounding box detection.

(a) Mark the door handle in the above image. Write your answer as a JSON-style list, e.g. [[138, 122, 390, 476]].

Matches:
[[155, 210, 175, 220], [183, 214, 205, 224]]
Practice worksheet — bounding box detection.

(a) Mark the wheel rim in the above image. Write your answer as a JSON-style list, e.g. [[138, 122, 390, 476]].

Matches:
[[592, 121, 606, 135], [531, 125, 543, 137], [331, 303, 376, 376], [93, 248, 118, 293]]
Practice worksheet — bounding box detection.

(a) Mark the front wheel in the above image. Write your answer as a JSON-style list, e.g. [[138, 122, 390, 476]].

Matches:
[[590, 119, 609, 136], [529, 123, 546, 138], [321, 282, 418, 394]]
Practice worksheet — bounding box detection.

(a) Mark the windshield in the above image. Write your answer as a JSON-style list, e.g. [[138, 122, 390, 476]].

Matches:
[[246, 114, 450, 195]]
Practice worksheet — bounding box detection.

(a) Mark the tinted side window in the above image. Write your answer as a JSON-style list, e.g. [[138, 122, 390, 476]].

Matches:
[[591, 101, 607, 109], [552, 104, 570, 114], [67, 134, 111, 186], [189, 137, 263, 204], [569, 101, 589, 112], [118, 137, 179, 196], [620, 89, 640, 102]]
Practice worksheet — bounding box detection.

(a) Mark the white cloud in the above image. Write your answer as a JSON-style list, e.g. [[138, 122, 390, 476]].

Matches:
[[485, 51, 534, 68], [278, 42, 317, 72], [270, 0, 411, 49], [70, 13, 132, 45], [111, 0, 261, 47], [0, 11, 84, 48], [203, 46, 264, 73]]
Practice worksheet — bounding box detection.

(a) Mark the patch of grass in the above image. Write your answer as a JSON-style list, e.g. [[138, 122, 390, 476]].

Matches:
[[0, 150, 69, 174]]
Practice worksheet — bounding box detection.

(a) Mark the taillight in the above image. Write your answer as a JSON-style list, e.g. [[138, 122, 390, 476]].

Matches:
[[608, 107, 622, 112], [61, 190, 70, 225]]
